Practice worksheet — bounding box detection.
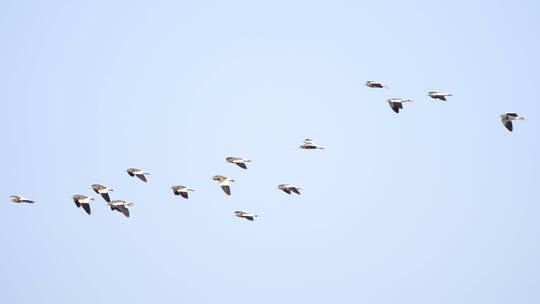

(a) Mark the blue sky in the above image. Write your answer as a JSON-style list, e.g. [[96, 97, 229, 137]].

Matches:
[[1, 1, 539, 303]]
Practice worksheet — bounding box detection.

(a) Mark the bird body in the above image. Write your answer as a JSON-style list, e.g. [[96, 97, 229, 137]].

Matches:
[[91, 184, 114, 202], [385, 98, 414, 113], [126, 168, 150, 182], [235, 211, 258, 221], [364, 81, 389, 88], [277, 184, 302, 195], [72, 195, 94, 215], [9, 195, 35, 203], [427, 91, 453, 101], [212, 175, 235, 195], [299, 139, 325, 150], [171, 185, 196, 199], [499, 113, 526, 132], [226, 157, 252, 169]]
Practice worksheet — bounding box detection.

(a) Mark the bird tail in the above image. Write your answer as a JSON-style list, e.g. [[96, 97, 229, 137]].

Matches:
[[517, 117, 526, 120], [383, 85, 390, 89], [109, 188, 115, 192], [318, 147, 325, 150]]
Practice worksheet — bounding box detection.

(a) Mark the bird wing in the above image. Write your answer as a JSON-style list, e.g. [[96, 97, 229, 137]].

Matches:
[[179, 191, 189, 199], [221, 185, 231, 195], [290, 188, 301, 195], [244, 216, 255, 221], [281, 188, 291, 194], [136, 174, 147, 182], [127, 171, 134, 177], [390, 102, 400, 113], [437, 96, 447, 101], [101, 192, 111, 202], [73, 198, 81, 208], [506, 113, 518, 117], [503, 119, 513, 132], [235, 162, 247, 169], [81, 203, 91, 215], [117, 205, 130, 217]]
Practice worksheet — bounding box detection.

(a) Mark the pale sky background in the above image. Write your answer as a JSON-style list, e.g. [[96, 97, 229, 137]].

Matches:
[[1, 1, 539, 303]]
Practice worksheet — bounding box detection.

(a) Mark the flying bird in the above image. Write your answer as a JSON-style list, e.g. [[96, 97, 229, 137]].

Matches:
[[385, 98, 414, 113], [91, 184, 114, 202], [171, 185, 196, 199], [498, 113, 526, 132], [298, 138, 325, 150], [9, 195, 35, 204], [277, 184, 302, 195], [226, 157, 252, 169], [107, 200, 134, 217], [72, 195, 93, 215], [427, 91, 453, 101], [364, 81, 389, 88], [126, 168, 150, 182], [212, 175, 235, 195], [234, 211, 258, 221]]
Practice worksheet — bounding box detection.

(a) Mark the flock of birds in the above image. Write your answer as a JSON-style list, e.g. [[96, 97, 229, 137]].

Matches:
[[9, 80, 527, 220]]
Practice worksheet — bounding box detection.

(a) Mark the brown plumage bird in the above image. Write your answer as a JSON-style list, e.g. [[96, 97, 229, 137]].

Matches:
[[212, 175, 235, 195], [277, 184, 302, 195], [171, 185, 196, 199], [298, 139, 325, 150], [72, 195, 94, 215], [234, 211, 258, 221], [364, 81, 389, 88], [427, 91, 453, 101], [126, 168, 150, 182], [9, 195, 35, 204], [91, 184, 114, 202], [226, 157, 252, 169], [385, 98, 414, 113]]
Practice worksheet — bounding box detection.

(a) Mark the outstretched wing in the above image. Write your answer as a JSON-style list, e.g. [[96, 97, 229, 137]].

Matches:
[[281, 188, 291, 194], [390, 102, 400, 113], [235, 162, 247, 169], [117, 205, 130, 217], [136, 174, 147, 182], [291, 188, 301, 195], [73, 198, 81, 208], [81, 203, 91, 215], [503, 119, 513, 132], [101, 193, 111, 202], [179, 191, 189, 199], [436, 95, 447, 101], [221, 185, 231, 195]]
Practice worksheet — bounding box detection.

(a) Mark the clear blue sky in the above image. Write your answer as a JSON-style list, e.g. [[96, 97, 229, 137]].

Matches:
[[1, 1, 539, 303]]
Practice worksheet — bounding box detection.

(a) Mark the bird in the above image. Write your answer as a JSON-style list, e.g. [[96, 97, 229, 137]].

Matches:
[[226, 157, 252, 169], [385, 98, 414, 113], [126, 168, 150, 182], [72, 195, 93, 215], [9, 195, 35, 204], [364, 81, 389, 88], [277, 184, 302, 195], [171, 185, 196, 199], [427, 91, 453, 101], [107, 200, 134, 217], [234, 211, 258, 221], [91, 184, 114, 202], [212, 175, 235, 195], [298, 138, 325, 150], [498, 113, 526, 132]]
